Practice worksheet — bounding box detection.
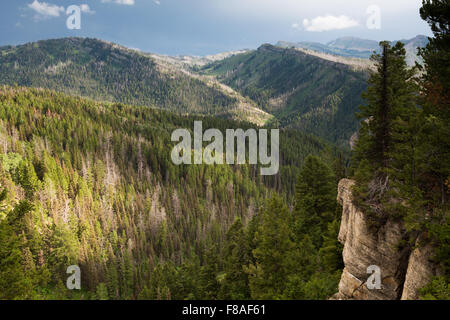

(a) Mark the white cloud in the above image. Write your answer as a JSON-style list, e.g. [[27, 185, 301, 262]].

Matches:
[[154, 0, 161, 5], [81, 4, 96, 15], [291, 22, 301, 30], [101, 0, 135, 5], [302, 15, 359, 32], [28, 0, 64, 20]]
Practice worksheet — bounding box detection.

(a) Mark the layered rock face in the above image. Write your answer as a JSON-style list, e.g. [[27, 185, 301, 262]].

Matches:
[[334, 179, 440, 300]]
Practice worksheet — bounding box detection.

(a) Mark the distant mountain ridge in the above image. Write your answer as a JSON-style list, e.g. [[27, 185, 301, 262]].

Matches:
[[327, 36, 379, 52], [276, 35, 429, 66]]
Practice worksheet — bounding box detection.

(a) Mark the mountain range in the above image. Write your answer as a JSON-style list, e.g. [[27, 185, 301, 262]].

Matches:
[[276, 35, 429, 66], [0, 35, 427, 148]]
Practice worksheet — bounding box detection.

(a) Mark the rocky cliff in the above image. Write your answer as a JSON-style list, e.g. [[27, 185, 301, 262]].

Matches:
[[333, 179, 441, 300]]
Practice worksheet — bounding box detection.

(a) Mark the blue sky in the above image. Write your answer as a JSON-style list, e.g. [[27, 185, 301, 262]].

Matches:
[[0, 0, 432, 55]]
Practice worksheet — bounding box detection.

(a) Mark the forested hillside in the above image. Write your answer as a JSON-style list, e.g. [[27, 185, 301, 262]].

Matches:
[[200, 44, 368, 147], [0, 38, 272, 124], [0, 86, 345, 299]]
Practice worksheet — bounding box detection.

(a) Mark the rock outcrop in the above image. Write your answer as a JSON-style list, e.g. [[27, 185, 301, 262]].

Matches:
[[401, 236, 442, 300], [334, 179, 440, 300]]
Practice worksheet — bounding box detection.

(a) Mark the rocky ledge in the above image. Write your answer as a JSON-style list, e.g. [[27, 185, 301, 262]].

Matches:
[[333, 179, 441, 300]]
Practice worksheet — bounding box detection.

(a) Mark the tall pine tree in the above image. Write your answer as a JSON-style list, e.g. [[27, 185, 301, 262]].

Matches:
[[293, 154, 337, 248], [353, 41, 419, 222]]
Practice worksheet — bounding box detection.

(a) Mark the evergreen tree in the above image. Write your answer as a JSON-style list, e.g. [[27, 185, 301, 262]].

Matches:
[[198, 245, 220, 300], [282, 235, 318, 299], [0, 197, 35, 299], [414, 0, 450, 296], [319, 218, 344, 273], [219, 219, 251, 300], [106, 263, 120, 299], [247, 196, 297, 299], [15, 160, 40, 199], [95, 283, 109, 300], [355, 41, 417, 172], [418, 0, 450, 206], [332, 152, 346, 183], [293, 155, 337, 247], [120, 251, 134, 299], [352, 41, 419, 222]]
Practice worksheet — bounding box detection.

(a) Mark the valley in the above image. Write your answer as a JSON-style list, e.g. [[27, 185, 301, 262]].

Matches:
[[0, 3, 447, 301]]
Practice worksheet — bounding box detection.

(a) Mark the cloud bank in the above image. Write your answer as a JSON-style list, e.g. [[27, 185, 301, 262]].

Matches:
[[28, 0, 64, 20], [302, 15, 359, 32]]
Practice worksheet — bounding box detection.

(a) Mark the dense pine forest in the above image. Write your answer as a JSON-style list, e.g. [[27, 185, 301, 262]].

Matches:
[[0, 86, 345, 299], [0, 0, 448, 301]]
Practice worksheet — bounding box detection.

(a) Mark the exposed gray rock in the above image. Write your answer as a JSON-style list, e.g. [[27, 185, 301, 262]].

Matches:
[[335, 179, 440, 300], [401, 236, 442, 300]]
